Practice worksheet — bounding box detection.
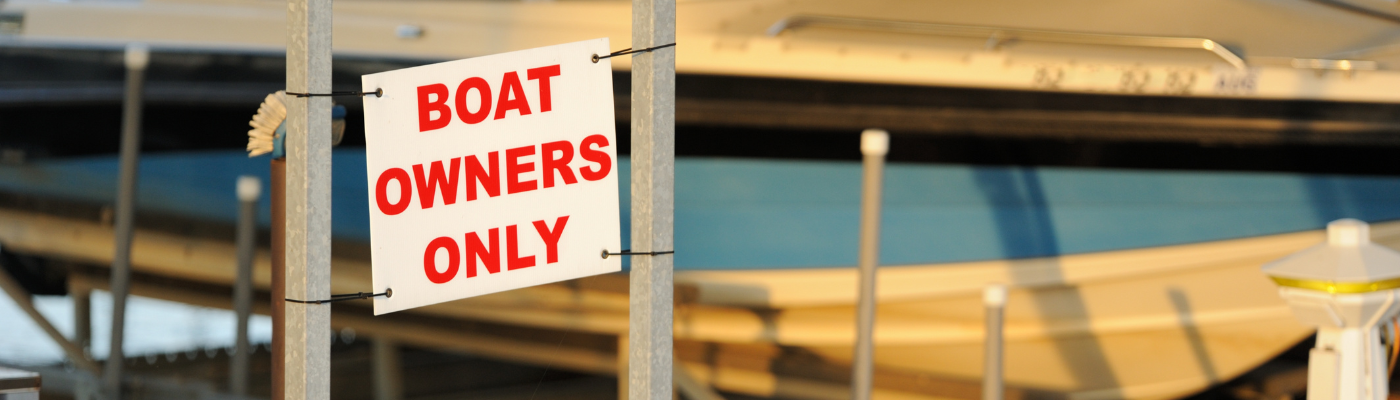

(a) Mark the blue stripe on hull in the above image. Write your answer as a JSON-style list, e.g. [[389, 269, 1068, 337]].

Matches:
[[6, 150, 1400, 270]]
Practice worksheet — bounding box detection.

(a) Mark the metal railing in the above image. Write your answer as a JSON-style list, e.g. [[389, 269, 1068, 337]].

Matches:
[[766, 14, 1247, 70]]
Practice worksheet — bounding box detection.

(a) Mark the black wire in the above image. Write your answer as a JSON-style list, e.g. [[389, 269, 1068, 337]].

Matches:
[[286, 289, 391, 305], [601, 249, 675, 259], [286, 88, 384, 98], [591, 43, 677, 63]]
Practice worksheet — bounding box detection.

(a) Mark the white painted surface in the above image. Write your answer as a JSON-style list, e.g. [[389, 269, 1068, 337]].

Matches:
[[362, 39, 621, 315]]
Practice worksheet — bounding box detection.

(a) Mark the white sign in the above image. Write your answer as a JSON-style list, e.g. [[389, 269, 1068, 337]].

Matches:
[[361, 39, 620, 315]]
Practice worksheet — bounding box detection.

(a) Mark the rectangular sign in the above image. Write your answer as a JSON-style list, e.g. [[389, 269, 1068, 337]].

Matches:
[[362, 39, 620, 315]]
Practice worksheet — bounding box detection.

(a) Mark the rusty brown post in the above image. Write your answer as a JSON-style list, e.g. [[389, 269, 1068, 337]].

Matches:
[[271, 158, 286, 400]]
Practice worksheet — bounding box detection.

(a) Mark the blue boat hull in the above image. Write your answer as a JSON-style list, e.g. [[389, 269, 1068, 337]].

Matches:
[[4, 150, 1400, 270]]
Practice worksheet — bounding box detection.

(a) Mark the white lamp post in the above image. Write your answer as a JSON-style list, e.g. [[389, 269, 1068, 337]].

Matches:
[[1263, 219, 1400, 400]]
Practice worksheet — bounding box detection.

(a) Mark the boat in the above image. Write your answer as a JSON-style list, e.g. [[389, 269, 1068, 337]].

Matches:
[[5, 151, 1400, 398], [5, 0, 1400, 398]]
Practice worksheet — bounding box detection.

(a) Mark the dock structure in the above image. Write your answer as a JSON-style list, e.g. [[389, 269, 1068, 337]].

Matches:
[[0, 366, 40, 399], [10, 0, 1400, 398], [0, 188, 1358, 399]]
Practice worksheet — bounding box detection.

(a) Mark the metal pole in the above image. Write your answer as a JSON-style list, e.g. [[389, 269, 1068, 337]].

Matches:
[[271, 159, 287, 400], [104, 42, 148, 399], [372, 338, 403, 400], [629, 0, 676, 396], [983, 284, 1006, 400], [617, 336, 629, 400], [285, 0, 333, 397], [72, 282, 91, 356], [72, 277, 97, 400], [851, 129, 887, 400], [231, 176, 260, 396]]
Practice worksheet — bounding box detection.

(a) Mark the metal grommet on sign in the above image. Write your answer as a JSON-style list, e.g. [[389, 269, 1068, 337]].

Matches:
[[384, 288, 393, 298]]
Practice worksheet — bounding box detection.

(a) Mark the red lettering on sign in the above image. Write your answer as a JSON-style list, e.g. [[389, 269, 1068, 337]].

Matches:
[[417, 84, 451, 132], [494, 72, 532, 120], [533, 216, 568, 264], [464, 152, 500, 201], [423, 236, 459, 284], [527, 65, 561, 113], [423, 215, 571, 283], [465, 228, 500, 278], [541, 140, 578, 188], [579, 134, 611, 181], [415, 65, 562, 131], [506, 224, 536, 270], [506, 146, 537, 194], [379, 140, 612, 215], [412, 158, 460, 209], [454, 77, 493, 125], [375, 168, 413, 215]]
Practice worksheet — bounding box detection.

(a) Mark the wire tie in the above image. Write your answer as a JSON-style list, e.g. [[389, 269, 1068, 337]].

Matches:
[[592, 43, 677, 63], [286, 288, 392, 305], [287, 88, 383, 98], [601, 249, 675, 259]]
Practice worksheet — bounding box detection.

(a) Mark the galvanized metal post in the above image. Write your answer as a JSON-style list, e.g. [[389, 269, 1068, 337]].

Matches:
[[73, 279, 96, 400], [285, 0, 333, 398], [983, 284, 1006, 400], [231, 176, 260, 396], [372, 338, 403, 400], [628, 0, 676, 396], [104, 42, 148, 399], [851, 129, 888, 400], [72, 283, 91, 356]]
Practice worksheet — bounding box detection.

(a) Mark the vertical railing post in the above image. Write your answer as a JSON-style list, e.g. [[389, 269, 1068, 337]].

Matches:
[[285, 0, 333, 397], [71, 281, 91, 357], [372, 338, 403, 400], [71, 278, 96, 400], [628, 0, 676, 396], [231, 176, 260, 396], [104, 42, 148, 400], [271, 158, 287, 400], [617, 336, 629, 400], [852, 129, 888, 400], [983, 284, 1007, 400]]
